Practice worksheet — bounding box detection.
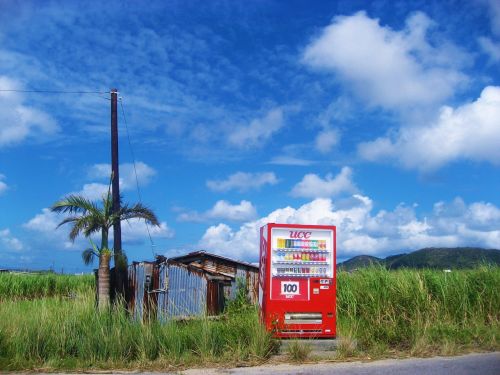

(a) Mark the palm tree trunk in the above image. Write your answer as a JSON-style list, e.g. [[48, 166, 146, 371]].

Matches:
[[98, 252, 111, 310], [101, 228, 109, 250]]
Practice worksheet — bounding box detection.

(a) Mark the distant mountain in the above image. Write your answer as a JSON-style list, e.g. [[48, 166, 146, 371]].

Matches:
[[388, 247, 500, 269], [337, 248, 500, 271], [384, 253, 406, 268], [337, 255, 383, 271]]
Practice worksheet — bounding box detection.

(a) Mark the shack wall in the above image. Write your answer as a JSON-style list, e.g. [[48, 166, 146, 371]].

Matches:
[[157, 261, 208, 321], [224, 266, 259, 304], [127, 261, 155, 321]]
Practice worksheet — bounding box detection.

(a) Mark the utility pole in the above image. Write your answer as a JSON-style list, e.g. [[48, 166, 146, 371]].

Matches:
[[110, 88, 126, 300]]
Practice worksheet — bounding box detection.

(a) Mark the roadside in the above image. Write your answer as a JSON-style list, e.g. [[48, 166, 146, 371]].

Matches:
[[180, 352, 500, 375]]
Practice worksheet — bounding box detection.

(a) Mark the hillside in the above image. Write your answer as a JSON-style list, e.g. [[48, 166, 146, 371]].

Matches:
[[337, 255, 383, 271], [338, 247, 500, 271], [388, 247, 500, 269]]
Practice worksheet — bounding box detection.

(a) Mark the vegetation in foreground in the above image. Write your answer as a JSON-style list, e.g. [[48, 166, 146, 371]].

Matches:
[[0, 267, 498, 370], [0, 272, 93, 300]]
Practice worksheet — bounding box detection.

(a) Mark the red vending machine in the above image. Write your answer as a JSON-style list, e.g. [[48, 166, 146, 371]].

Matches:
[[258, 223, 336, 338]]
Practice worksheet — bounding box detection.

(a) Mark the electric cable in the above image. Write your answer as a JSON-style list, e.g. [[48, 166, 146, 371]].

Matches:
[[0, 89, 105, 94], [119, 96, 156, 259]]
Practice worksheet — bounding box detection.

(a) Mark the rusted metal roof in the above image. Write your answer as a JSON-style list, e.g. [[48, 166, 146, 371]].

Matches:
[[169, 250, 259, 271]]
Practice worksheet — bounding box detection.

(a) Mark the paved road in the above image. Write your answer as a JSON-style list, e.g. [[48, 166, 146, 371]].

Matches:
[[181, 352, 500, 375]]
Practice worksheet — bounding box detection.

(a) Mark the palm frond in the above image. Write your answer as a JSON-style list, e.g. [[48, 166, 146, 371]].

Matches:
[[82, 248, 98, 265], [69, 218, 91, 242], [56, 216, 80, 229], [82, 216, 107, 238], [51, 195, 100, 216], [119, 203, 160, 226]]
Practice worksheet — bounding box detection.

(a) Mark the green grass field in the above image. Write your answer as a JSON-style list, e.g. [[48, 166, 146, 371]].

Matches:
[[0, 267, 498, 370], [0, 272, 94, 300]]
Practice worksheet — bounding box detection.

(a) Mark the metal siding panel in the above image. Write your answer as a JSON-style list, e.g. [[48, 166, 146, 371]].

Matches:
[[164, 263, 207, 319], [135, 263, 145, 321], [157, 263, 168, 322]]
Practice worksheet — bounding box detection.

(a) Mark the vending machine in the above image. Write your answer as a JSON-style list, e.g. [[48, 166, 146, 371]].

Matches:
[[258, 223, 336, 338]]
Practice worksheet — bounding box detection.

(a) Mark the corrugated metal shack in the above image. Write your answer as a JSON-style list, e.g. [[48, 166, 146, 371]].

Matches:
[[170, 251, 259, 305], [127, 251, 259, 322]]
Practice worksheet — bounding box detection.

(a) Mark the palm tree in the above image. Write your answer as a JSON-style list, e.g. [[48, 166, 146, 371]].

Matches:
[[51, 192, 160, 309]]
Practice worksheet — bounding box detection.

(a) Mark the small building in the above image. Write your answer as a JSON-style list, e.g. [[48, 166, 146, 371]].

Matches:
[[126, 251, 259, 321], [169, 250, 259, 305]]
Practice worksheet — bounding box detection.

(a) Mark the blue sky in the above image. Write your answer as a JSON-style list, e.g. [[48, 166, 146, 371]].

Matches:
[[0, 0, 499, 272]]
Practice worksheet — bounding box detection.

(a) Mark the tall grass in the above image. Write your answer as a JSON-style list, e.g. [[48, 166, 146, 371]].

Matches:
[[0, 293, 275, 370], [0, 273, 94, 300], [0, 267, 498, 370], [336, 266, 500, 356]]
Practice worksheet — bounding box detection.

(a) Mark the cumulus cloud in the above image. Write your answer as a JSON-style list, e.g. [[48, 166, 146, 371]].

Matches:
[[121, 218, 174, 244], [24, 207, 174, 249], [0, 228, 24, 252], [197, 196, 500, 261], [478, 37, 500, 63], [206, 172, 278, 192], [0, 174, 7, 195], [358, 86, 500, 170], [178, 200, 258, 222], [477, 1, 500, 64], [23, 208, 82, 250], [228, 108, 284, 148], [0, 76, 59, 147], [302, 11, 468, 109], [315, 129, 339, 154], [71, 183, 109, 201], [291, 167, 357, 198], [267, 156, 315, 166], [67, 161, 157, 200], [88, 161, 157, 190], [485, 0, 500, 36]]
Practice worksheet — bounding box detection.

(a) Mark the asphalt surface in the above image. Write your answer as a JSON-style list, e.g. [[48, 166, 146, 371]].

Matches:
[[180, 352, 500, 375], [22, 352, 500, 375]]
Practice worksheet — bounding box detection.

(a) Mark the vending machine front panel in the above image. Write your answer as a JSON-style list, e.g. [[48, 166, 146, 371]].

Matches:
[[259, 223, 336, 338]]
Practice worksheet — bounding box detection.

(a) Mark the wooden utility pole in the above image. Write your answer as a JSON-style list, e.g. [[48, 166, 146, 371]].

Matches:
[[110, 88, 126, 300]]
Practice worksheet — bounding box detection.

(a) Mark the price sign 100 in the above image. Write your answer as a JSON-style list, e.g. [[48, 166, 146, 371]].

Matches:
[[281, 281, 299, 295]]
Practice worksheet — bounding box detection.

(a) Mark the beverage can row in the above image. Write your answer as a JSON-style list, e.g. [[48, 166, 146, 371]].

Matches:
[[277, 238, 327, 250], [276, 251, 327, 262], [276, 267, 328, 275]]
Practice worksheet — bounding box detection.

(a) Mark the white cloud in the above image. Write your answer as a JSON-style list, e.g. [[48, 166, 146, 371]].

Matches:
[[358, 86, 500, 170], [23, 208, 80, 250], [228, 108, 284, 148], [88, 161, 157, 190], [0, 228, 24, 252], [197, 195, 500, 261], [178, 200, 258, 222], [478, 36, 500, 63], [267, 156, 315, 166], [73, 183, 109, 201], [206, 172, 278, 192], [0, 76, 59, 147], [0, 174, 7, 195], [486, 0, 500, 36], [291, 167, 357, 198], [302, 11, 468, 109], [477, 1, 500, 64], [24, 207, 174, 249], [121, 218, 174, 243], [68, 161, 157, 200], [24, 208, 64, 234], [315, 129, 339, 153]]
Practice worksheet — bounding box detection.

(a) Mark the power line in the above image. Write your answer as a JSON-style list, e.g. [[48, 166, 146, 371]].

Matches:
[[119, 96, 156, 258], [0, 89, 105, 94]]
